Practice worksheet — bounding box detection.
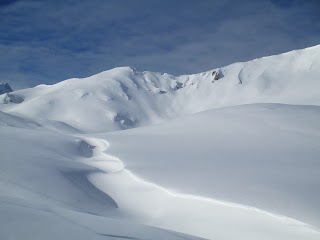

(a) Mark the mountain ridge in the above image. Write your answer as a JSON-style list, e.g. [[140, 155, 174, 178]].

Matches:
[[1, 44, 319, 133]]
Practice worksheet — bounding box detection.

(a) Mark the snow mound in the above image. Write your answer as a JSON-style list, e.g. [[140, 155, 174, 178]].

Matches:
[[78, 137, 124, 173], [0, 45, 319, 132]]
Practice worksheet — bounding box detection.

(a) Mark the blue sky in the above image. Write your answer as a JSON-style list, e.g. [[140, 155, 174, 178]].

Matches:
[[0, 0, 319, 89]]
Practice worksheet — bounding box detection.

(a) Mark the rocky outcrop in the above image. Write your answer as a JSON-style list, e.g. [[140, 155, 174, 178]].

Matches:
[[0, 82, 13, 95]]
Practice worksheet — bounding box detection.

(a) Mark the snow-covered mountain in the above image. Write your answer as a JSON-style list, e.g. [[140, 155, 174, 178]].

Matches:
[[1, 45, 319, 132], [0, 82, 13, 95], [0, 45, 320, 240]]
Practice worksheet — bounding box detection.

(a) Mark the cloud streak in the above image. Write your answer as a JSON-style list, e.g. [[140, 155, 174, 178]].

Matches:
[[0, 0, 319, 89]]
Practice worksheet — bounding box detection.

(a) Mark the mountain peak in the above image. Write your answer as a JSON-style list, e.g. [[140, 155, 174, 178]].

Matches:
[[0, 82, 13, 95]]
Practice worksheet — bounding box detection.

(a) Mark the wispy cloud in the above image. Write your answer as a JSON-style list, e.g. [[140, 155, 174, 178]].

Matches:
[[0, 0, 319, 90]]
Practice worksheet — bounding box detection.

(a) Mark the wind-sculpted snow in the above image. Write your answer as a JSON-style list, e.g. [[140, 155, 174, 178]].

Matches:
[[102, 103, 320, 228], [78, 137, 124, 173], [1, 124, 319, 239], [82, 138, 320, 240], [1, 45, 319, 132], [0, 126, 206, 240]]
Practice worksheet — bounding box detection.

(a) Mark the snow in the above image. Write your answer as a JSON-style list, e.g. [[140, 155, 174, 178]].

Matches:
[[1, 45, 319, 133], [0, 45, 320, 239], [98, 104, 320, 236], [0, 125, 204, 240]]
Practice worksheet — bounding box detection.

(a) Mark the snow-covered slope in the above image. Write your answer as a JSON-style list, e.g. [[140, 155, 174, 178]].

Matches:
[[1, 45, 319, 132], [100, 104, 320, 229], [1, 103, 320, 240], [0, 45, 320, 240], [0, 123, 205, 240]]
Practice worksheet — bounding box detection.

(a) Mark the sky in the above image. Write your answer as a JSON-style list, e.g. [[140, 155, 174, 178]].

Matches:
[[0, 0, 319, 90]]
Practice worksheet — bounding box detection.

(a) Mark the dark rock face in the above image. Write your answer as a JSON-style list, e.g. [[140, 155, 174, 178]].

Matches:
[[1, 94, 24, 104], [114, 113, 137, 129], [159, 90, 167, 94], [0, 82, 13, 95], [211, 69, 224, 82], [212, 70, 220, 81]]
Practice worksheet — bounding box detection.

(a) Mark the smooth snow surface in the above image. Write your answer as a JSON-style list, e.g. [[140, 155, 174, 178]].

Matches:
[[0, 45, 320, 239], [0, 125, 204, 240], [98, 104, 320, 238]]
